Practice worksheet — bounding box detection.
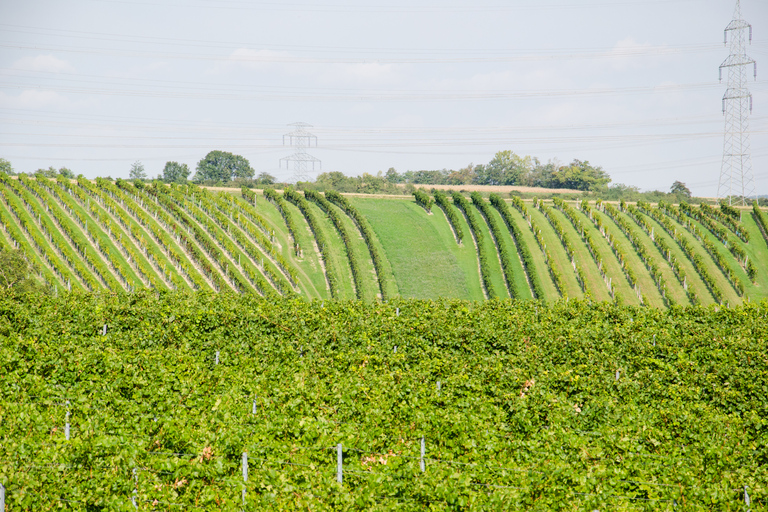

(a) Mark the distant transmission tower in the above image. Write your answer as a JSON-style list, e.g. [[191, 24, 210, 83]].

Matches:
[[717, 0, 757, 206], [280, 122, 321, 183]]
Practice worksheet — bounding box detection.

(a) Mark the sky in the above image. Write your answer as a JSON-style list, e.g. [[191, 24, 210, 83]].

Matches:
[[0, 0, 766, 197]]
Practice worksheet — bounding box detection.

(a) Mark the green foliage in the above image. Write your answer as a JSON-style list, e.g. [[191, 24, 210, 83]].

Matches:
[[0, 158, 13, 175], [162, 161, 191, 184], [473, 150, 535, 186], [670, 180, 692, 198], [194, 151, 255, 183], [536, 199, 591, 296], [490, 194, 546, 299], [451, 192, 495, 298], [471, 192, 521, 299], [129, 161, 147, 181], [241, 187, 256, 205], [432, 190, 463, 244], [263, 189, 300, 254], [549, 160, 610, 192], [1, 293, 767, 509], [412, 189, 433, 212], [325, 190, 391, 300], [0, 248, 47, 293], [754, 201, 768, 242]]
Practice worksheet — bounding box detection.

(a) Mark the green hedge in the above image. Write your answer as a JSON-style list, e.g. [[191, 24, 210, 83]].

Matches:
[[433, 191, 464, 244], [451, 192, 495, 299], [413, 189, 433, 213]]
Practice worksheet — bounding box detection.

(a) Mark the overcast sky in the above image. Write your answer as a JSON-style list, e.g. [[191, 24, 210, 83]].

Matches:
[[1, 0, 766, 196]]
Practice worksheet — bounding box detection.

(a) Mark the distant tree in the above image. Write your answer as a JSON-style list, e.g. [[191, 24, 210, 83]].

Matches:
[[384, 167, 401, 183], [0, 158, 14, 175], [670, 180, 692, 198], [58, 167, 75, 179], [473, 151, 534, 186], [549, 160, 611, 191], [34, 166, 59, 178], [129, 161, 147, 181], [162, 161, 190, 183], [0, 248, 46, 293], [194, 151, 254, 182], [255, 172, 276, 185]]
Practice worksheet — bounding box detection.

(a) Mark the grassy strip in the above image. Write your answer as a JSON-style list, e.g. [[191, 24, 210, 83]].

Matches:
[[509, 197, 566, 297], [108, 180, 209, 290], [304, 190, 363, 299], [637, 201, 725, 304], [325, 190, 391, 300], [413, 189, 433, 212], [489, 195, 543, 299], [535, 200, 590, 297], [658, 201, 744, 297], [77, 178, 187, 290], [264, 189, 301, 254], [679, 202, 754, 281], [471, 192, 521, 299], [578, 200, 645, 304], [599, 201, 673, 306], [433, 190, 464, 244], [282, 189, 339, 298], [451, 192, 495, 299]]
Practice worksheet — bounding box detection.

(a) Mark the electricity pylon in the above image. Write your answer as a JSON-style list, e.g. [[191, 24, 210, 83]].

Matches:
[[280, 122, 321, 183], [717, 0, 757, 206]]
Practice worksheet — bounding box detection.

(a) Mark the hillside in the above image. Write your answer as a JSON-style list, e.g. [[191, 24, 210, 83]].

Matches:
[[1, 175, 767, 307]]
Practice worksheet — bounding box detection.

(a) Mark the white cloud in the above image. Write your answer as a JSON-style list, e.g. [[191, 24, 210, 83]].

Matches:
[[0, 89, 73, 109], [12, 55, 75, 74]]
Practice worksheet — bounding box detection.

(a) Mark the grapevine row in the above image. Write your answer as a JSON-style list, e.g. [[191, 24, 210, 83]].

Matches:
[[700, 203, 749, 242], [432, 190, 464, 244], [413, 189, 433, 213], [263, 189, 301, 254], [451, 192, 495, 299], [753, 202, 768, 245], [535, 199, 590, 296], [471, 192, 521, 299]]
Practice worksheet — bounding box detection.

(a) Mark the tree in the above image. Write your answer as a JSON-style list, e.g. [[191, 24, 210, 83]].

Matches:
[[473, 151, 534, 186], [162, 161, 190, 183], [0, 158, 14, 175], [34, 166, 59, 178], [0, 248, 46, 293], [130, 161, 147, 181], [58, 167, 75, 179], [194, 151, 254, 182], [549, 160, 611, 191], [255, 172, 276, 185], [670, 180, 692, 198]]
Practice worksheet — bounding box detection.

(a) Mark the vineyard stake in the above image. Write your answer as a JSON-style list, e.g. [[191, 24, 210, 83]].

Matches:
[[336, 443, 343, 484], [252, 396, 257, 415], [615, 370, 620, 382], [65, 400, 70, 441], [420, 437, 425, 473], [215, 351, 219, 365], [0, 482, 5, 510], [437, 381, 441, 396], [103, 324, 107, 336], [131, 468, 138, 509], [745, 486, 750, 511], [396, 307, 400, 317]]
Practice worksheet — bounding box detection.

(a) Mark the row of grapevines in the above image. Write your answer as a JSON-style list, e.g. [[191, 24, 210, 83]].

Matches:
[[263, 188, 301, 254], [432, 190, 463, 244], [105, 179, 207, 290], [412, 189, 433, 212], [155, 184, 253, 293], [637, 201, 726, 303], [19, 176, 121, 290], [0, 180, 76, 289], [241, 187, 256, 205], [471, 192, 521, 299], [489, 194, 545, 299], [188, 188, 293, 295], [680, 202, 754, 280], [2, 176, 100, 290], [622, 201, 699, 305], [451, 192, 495, 298], [304, 190, 363, 300], [598, 201, 672, 306], [658, 201, 744, 296], [77, 178, 185, 290], [701, 202, 749, 242], [208, 191, 299, 288], [535, 199, 590, 296], [508, 197, 566, 297], [578, 200, 644, 304], [58, 177, 164, 290], [121, 181, 223, 291], [754, 201, 768, 243], [325, 191, 391, 300], [282, 188, 339, 298]]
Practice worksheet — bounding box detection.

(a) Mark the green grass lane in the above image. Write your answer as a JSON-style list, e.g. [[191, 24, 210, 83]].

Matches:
[[634, 209, 716, 305], [526, 205, 584, 299], [354, 196, 483, 300], [304, 200, 356, 300], [546, 207, 612, 301], [504, 201, 560, 301], [742, 213, 768, 300], [467, 203, 509, 299], [613, 208, 690, 306], [657, 210, 740, 306], [347, 197, 399, 299], [486, 205, 532, 300], [326, 200, 379, 301], [583, 207, 665, 307], [244, 193, 327, 299]]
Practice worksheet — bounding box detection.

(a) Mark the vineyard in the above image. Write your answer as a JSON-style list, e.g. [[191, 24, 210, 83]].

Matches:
[[1, 175, 767, 306], [0, 293, 765, 510]]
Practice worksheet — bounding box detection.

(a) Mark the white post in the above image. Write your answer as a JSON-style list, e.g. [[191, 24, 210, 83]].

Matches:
[[420, 437, 425, 472], [215, 351, 219, 365], [396, 307, 399, 316], [436, 381, 441, 396], [242, 452, 248, 483], [615, 370, 620, 381], [252, 396, 257, 415], [65, 401, 70, 441], [103, 324, 107, 336], [745, 486, 751, 511], [131, 468, 138, 509], [336, 443, 343, 484], [0, 482, 5, 511]]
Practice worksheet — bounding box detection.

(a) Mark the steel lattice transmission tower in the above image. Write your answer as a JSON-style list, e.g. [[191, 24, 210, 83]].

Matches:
[[717, 0, 757, 206], [280, 122, 321, 183]]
